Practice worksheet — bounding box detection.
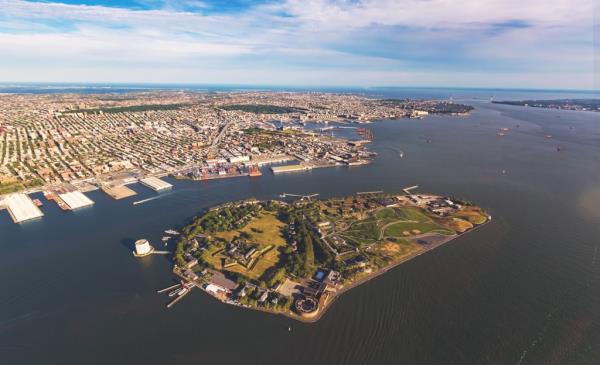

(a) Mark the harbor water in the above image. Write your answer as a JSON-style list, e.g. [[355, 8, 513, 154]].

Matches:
[[0, 90, 599, 364]]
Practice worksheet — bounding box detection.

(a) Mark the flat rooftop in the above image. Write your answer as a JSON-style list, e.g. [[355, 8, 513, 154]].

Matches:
[[59, 191, 95, 210], [140, 176, 173, 191], [271, 164, 310, 173], [4, 193, 44, 223]]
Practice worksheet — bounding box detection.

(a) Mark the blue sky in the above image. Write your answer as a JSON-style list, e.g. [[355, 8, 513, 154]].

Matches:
[[0, 0, 597, 88]]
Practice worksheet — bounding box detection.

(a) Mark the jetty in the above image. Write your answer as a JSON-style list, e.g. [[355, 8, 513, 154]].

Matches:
[[157, 280, 196, 308], [279, 193, 319, 200], [402, 185, 419, 194]]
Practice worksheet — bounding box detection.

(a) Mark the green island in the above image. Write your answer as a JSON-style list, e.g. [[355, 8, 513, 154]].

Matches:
[[172, 191, 490, 322]]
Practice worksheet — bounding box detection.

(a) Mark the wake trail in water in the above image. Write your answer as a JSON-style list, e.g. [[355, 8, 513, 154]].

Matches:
[[133, 191, 177, 206], [515, 308, 557, 365]]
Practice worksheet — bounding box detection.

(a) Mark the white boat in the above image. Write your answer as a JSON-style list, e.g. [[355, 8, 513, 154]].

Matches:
[[165, 229, 179, 235]]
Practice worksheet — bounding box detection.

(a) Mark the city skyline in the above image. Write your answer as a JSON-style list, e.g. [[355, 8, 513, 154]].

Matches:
[[0, 0, 597, 89]]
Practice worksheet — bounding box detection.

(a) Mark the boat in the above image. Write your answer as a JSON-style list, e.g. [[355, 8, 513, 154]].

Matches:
[[165, 229, 179, 235], [161, 236, 170, 242], [168, 289, 181, 297]]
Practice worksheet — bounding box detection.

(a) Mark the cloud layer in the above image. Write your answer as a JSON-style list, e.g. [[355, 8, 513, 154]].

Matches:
[[0, 0, 596, 88]]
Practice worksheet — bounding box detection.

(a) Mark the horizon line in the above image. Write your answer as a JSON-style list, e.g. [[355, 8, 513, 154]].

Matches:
[[0, 82, 597, 93]]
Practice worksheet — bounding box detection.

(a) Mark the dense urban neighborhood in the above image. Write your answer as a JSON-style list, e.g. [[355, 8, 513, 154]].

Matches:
[[0, 91, 473, 198]]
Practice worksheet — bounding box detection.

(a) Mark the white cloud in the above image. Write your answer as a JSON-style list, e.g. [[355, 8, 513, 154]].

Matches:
[[0, 0, 595, 88]]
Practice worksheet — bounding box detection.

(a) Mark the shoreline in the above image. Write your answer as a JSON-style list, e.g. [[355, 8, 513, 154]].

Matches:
[[172, 215, 492, 323]]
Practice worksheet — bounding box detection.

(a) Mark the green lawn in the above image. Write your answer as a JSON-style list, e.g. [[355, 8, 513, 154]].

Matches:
[[209, 212, 286, 280], [384, 221, 454, 237]]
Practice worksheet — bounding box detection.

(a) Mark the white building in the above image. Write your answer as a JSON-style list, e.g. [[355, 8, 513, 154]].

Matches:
[[133, 239, 154, 257]]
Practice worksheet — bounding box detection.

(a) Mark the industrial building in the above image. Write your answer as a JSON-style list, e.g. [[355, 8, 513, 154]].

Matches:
[[58, 191, 95, 210], [140, 176, 173, 192], [4, 193, 44, 223], [271, 164, 312, 174]]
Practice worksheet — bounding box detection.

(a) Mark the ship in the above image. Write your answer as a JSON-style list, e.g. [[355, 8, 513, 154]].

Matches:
[[248, 165, 262, 177], [165, 229, 179, 235]]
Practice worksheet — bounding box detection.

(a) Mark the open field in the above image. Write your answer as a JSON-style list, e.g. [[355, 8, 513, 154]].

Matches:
[[372, 239, 421, 260], [452, 206, 488, 225], [210, 212, 286, 279], [338, 206, 456, 246], [384, 221, 454, 236]]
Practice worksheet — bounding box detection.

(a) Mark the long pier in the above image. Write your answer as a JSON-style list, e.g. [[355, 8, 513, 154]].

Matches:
[[402, 185, 419, 194], [279, 193, 319, 200], [356, 190, 383, 195], [157, 283, 181, 294]]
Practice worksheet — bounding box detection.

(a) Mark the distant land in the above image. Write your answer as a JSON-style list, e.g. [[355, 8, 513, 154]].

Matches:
[[492, 98, 600, 112]]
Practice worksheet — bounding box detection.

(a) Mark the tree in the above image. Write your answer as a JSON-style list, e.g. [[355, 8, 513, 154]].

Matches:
[[304, 235, 314, 273]]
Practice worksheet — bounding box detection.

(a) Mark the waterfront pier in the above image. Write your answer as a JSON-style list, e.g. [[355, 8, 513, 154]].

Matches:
[[3, 193, 44, 223], [58, 191, 94, 210], [140, 176, 173, 192]]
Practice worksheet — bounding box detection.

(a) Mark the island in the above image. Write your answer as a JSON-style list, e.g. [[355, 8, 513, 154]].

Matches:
[[492, 98, 600, 112], [170, 190, 490, 321]]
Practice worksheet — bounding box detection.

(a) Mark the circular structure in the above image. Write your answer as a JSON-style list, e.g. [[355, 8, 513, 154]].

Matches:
[[133, 239, 154, 257], [294, 296, 319, 318]]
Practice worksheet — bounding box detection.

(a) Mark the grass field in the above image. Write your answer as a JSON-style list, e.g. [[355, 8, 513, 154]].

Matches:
[[384, 221, 454, 236], [372, 239, 421, 260], [208, 212, 286, 280], [339, 206, 455, 246], [452, 206, 488, 225]]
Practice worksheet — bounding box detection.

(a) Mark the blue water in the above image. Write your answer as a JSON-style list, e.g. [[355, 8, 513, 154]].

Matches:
[[0, 91, 599, 364], [0, 83, 597, 101]]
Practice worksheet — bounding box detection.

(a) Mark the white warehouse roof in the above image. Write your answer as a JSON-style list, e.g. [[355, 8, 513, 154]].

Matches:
[[4, 193, 44, 223], [140, 176, 173, 191], [59, 191, 95, 210]]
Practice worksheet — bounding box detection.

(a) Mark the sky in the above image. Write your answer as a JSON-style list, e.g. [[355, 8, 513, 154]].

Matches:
[[0, 0, 597, 89]]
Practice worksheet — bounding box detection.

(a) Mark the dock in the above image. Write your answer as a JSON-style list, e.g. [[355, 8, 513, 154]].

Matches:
[[271, 164, 312, 174], [4, 193, 44, 223], [402, 185, 419, 194], [140, 176, 173, 192], [58, 191, 94, 210], [44, 192, 70, 210], [102, 184, 137, 200]]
